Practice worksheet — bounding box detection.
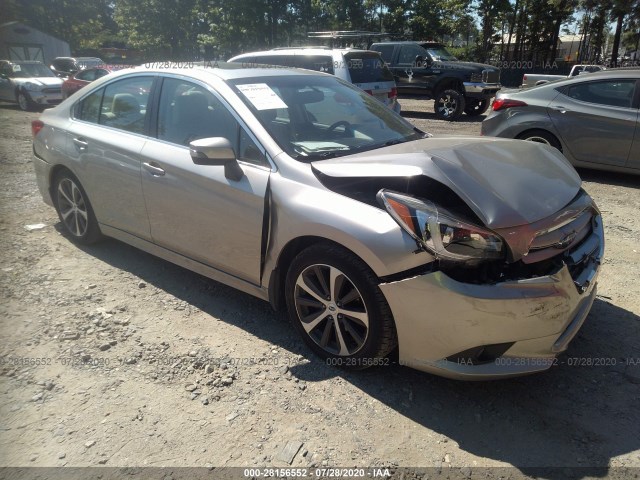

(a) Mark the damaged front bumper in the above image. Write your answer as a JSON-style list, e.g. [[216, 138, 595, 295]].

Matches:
[[380, 215, 604, 380]]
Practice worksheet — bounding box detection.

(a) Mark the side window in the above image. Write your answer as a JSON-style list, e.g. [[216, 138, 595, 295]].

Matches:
[[98, 76, 153, 134], [397, 45, 425, 65], [75, 70, 95, 81], [373, 45, 395, 63], [157, 78, 268, 165], [565, 80, 636, 108], [0, 63, 12, 77], [74, 87, 104, 123], [95, 69, 110, 79], [238, 128, 266, 165], [157, 78, 238, 147]]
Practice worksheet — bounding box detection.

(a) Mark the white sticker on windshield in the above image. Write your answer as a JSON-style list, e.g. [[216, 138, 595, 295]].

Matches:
[[12, 65, 21, 72], [236, 83, 287, 110]]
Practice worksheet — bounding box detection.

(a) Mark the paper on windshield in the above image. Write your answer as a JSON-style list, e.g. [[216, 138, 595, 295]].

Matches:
[[236, 83, 287, 110]]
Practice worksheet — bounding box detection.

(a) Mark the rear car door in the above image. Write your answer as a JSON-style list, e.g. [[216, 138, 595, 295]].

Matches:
[[67, 74, 155, 240], [139, 76, 270, 285], [548, 78, 637, 167]]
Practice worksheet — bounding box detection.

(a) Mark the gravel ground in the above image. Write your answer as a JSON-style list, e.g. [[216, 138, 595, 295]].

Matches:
[[0, 97, 639, 477]]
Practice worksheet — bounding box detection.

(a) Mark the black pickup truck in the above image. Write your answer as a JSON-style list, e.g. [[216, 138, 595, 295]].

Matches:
[[370, 41, 501, 120]]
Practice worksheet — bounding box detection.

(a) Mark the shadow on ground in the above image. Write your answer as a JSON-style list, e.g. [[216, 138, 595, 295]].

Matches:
[[71, 232, 640, 477], [578, 168, 640, 189]]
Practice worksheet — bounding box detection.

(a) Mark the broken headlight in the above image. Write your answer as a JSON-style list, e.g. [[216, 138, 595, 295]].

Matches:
[[377, 189, 504, 263]]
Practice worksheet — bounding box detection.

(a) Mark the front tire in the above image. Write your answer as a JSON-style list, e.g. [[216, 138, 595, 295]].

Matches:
[[285, 244, 397, 369], [434, 89, 466, 121], [17, 91, 35, 111], [53, 171, 102, 244], [464, 98, 490, 116]]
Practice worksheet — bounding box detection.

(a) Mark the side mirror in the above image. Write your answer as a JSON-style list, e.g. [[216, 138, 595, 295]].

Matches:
[[414, 55, 424, 67], [189, 137, 243, 181]]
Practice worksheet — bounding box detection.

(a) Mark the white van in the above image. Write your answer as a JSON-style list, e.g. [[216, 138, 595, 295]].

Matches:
[[228, 47, 401, 113]]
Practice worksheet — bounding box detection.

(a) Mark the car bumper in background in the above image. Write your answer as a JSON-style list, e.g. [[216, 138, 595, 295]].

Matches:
[[464, 81, 501, 98], [380, 216, 604, 380], [28, 89, 63, 106]]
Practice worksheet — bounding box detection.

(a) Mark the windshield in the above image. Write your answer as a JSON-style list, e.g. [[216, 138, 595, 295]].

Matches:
[[229, 75, 424, 161], [11, 63, 57, 78], [425, 47, 458, 62]]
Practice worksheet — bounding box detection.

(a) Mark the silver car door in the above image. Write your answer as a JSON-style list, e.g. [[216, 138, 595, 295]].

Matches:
[[65, 75, 155, 240], [139, 77, 270, 285], [548, 78, 636, 167]]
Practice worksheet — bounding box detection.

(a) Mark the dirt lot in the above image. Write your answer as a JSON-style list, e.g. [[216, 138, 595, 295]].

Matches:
[[0, 97, 639, 477]]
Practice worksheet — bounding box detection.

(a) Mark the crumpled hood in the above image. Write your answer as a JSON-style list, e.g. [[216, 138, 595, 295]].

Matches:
[[311, 137, 582, 229], [12, 77, 63, 87]]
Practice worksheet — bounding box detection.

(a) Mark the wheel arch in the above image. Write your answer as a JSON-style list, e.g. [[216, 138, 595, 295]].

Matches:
[[516, 127, 563, 152], [268, 236, 378, 312], [434, 76, 464, 95]]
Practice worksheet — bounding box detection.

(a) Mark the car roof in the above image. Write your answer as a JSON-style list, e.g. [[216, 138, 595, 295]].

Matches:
[[125, 61, 332, 81], [232, 48, 373, 57]]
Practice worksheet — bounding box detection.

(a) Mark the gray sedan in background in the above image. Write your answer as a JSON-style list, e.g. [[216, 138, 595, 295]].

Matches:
[[32, 64, 603, 380], [482, 69, 639, 175]]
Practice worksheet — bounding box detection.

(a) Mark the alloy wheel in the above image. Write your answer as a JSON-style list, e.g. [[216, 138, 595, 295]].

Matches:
[[294, 264, 369, 356], [437, 94, 457, 118], [524, 136, 551, 146], [56, 178, 89, 237], [18, 93, 29, 111]]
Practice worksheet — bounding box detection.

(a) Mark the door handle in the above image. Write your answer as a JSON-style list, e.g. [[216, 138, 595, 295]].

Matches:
[[550, 105, 569, 113], [143, 162, 165, 176], [73, 137, 88, 150]]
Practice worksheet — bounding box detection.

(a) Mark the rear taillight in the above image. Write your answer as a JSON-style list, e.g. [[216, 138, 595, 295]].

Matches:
[[364, 90, 373, 95], [492, 98, 528, 111], [31, 120, 44, 138], [523, 74, 527, 82], [388, 87, 397, 98]]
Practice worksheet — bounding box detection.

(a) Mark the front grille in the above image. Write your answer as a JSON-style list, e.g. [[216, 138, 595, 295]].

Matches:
[[42, 87, 61, 94], [482, 69, 500, 84], [524, 209, 593, 264]]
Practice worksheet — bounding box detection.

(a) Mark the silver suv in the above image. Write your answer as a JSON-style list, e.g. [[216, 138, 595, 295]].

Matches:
[[0, 60, 63, 111], [228, 48, 401, 113]]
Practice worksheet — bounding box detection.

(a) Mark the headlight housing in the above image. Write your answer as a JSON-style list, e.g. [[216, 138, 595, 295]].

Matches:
[[23, 82, 43, 92], [377, 189, 505, 264]]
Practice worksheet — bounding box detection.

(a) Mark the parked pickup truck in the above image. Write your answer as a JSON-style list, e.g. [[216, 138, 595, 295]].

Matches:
[[370, 41, 501, 120], [521, 64, 605, 88]]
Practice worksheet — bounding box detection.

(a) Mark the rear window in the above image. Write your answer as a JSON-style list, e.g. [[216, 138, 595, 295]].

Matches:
[[344, 52, 393, 84], [296, 55, 334, 75]]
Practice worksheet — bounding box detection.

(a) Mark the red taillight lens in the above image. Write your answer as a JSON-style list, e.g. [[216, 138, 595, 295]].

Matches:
[[388, 87, 397, 98], [364, 89, 373, 95], [31, 120, 44, 138], [492, 98, 528, 111]]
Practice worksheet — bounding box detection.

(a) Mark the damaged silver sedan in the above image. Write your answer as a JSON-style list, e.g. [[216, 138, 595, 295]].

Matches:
[[31, 64, 604, 379]]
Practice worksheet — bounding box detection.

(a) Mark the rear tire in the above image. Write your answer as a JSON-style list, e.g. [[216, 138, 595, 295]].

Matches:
[[517, 129, 562, 151], [285, 243, 397, 369], [464, 98, 490, 116], [53, 171, 102, 245], [434, 89, 466, 121]]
